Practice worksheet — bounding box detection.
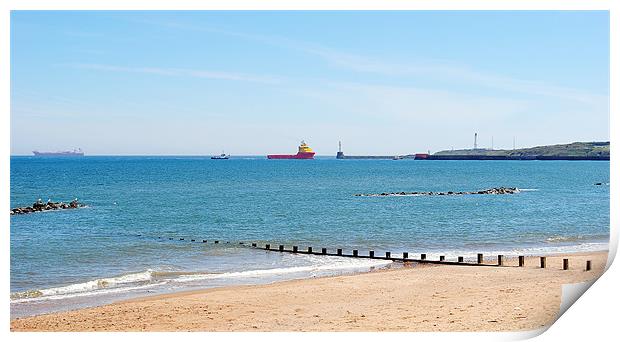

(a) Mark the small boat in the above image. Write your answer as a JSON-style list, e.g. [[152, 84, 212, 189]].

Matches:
[[393, 155, 403, 160], [33, 148, 84, 157], [211, 152, 230, 160]]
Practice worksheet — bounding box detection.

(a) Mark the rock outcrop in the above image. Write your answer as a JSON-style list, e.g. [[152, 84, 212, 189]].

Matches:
[[354, 187, 520, 197], [10, 199, 85, 215]]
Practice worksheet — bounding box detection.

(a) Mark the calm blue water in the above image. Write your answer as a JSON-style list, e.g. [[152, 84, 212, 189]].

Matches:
[[10, 157, 609, 317]]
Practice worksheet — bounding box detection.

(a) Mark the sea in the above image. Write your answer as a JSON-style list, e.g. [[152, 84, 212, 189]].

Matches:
[[10, 156, 610, 318]]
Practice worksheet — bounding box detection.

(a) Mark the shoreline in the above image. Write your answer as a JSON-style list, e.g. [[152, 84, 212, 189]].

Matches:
[[11, 250, 609, 332]]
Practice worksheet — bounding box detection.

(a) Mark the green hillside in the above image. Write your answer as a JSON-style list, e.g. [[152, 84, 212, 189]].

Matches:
[[434, 141, 610, 158]]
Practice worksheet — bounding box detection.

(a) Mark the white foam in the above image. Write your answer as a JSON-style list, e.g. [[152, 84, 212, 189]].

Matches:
[[401, 242, 609, 262], [546, 235, 587, 243], [11, 282, 163, 303], [11, 270, 155, 302], [11, 257, 392, 304], [175, 256, 392, 283]]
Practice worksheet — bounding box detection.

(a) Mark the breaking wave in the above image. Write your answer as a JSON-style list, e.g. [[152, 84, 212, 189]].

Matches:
[[11, 270, 157, 302], [10, 256, 392, 304]]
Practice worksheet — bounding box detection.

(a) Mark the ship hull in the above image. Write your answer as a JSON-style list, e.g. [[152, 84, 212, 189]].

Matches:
[[267, 152, 315, 159], [33, 151, 84, 157]]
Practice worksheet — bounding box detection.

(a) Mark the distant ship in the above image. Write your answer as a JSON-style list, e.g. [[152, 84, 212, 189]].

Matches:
[[32, 148, 84, 157], [268, 141, 316, 159], [211, 152, 230, 160]]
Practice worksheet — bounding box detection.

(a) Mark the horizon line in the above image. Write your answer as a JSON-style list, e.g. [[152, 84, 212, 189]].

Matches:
[[10, 140, 610, 157]]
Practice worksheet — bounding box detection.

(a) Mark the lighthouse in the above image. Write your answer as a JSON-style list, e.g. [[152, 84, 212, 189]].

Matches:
[[336, 141, 345, 159]]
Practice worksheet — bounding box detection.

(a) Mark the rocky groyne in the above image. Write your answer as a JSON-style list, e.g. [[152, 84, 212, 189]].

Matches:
[[10, 199, 85, 215], [354, 187, 520, 197]]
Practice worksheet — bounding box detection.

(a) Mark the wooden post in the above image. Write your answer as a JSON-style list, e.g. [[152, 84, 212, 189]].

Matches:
[[251, 243, 256, 247], [563, 258, 569, 270], [293, 246, 298, 253], [477, 253, 483, 264], [322, 248, 327, 255], [265, 244, 270, 250], [458, 256, 464, 263], [386, 252, 391, 259], [421, 253, 427, 260], [369, 250, 375, 258], [337, 248, 342, 256], [498, 255, 504, 266], [403, 252, 409, 259], [540, 256, 546, 268], [353, 250, 358, 257], [518, 256, 525, 267], [586, 260, 592, 271], [308, 247, 313, 253], [279, 245, 284, 252], [439, 255, 445, 262]]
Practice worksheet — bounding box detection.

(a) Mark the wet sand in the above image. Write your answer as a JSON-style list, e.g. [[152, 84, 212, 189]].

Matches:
[[10, 251, 608, 332]]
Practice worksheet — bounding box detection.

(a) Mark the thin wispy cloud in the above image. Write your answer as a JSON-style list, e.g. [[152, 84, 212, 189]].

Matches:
[[313, 81, 529, 122], [137, 18, 607, 105], [288, 44, 607, 106], [68, 63, 283, 84]]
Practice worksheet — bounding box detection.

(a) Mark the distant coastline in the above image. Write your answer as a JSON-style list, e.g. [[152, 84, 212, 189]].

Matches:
[[12, 141, 610, 160], [337, 141, 610, 161], [425, 155, 609, 161], [429, 141, 609, 160]]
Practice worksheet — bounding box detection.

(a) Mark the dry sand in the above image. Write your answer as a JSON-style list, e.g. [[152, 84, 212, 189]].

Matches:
[[10, 251, 608, 332]]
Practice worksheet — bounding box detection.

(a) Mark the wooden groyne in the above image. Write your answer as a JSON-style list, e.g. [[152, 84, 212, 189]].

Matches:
[[135, 234, 595, 271], [253, 244, 596, 270], [254, 244, 505, 267]]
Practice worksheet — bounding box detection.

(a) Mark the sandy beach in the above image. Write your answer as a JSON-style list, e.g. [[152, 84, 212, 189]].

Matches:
[[10, 251, 608, 332]]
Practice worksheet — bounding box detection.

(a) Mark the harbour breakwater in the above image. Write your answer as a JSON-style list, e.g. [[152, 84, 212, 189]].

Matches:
[[335, 153, 609, 161], [336, 153, 416, 160], [10, 199, 84, 215], [424, 155, 609, 161], [335, 141, 609, 160], [354, 187, 520, 197]]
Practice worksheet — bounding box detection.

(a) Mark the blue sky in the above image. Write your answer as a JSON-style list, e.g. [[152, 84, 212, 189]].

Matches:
[[11, 11, 609, 155]]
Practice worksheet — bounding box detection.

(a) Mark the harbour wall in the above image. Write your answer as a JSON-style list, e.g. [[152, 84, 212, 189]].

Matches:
[[335, 154, 608, 161], [425, 155, 609, 161], [336, 154, 416, 160]]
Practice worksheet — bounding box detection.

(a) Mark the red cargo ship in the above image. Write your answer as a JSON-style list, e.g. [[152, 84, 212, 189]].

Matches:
[[268, 141, 316, 159]]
